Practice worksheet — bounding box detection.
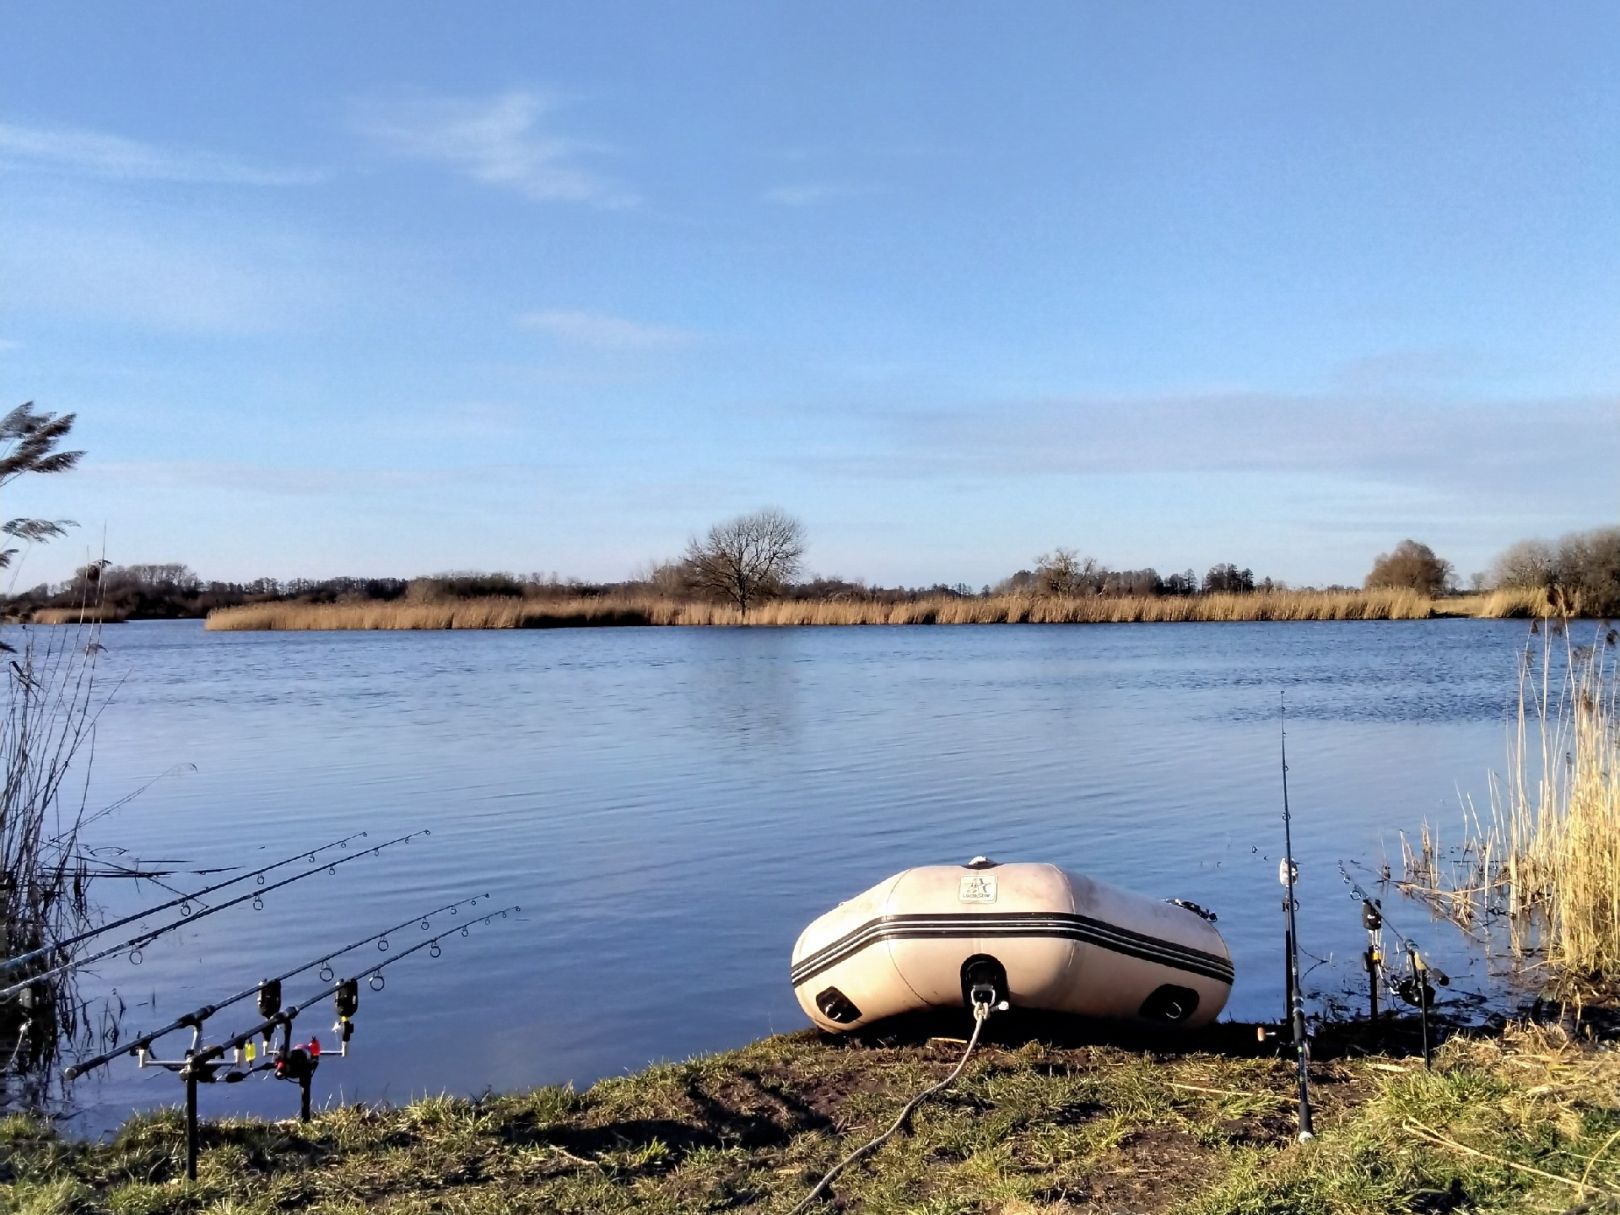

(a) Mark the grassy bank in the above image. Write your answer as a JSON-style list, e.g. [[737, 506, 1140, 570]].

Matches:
[[8, 1022, 1620, 1213], [205, 589, 1488, 631]]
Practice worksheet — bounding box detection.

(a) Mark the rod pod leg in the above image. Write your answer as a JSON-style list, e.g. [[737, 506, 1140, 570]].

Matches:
[[1418, 976, 1432, 1069], [184, 1070, 199, 1182], [1366, 949, 1380, 1026], [300, 1074, 312, 1123]]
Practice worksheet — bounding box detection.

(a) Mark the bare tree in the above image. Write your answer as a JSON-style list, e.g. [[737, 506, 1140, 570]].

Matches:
[[1486, 529, 1620, 615], [1033, 548, 1100, 595], [1489, 539, 1556, 591], [1203, 562, 1255, 593], [684, 508, 806, 614], [1552, 527, 1620, 616], [1364, 539, 1455, 596]]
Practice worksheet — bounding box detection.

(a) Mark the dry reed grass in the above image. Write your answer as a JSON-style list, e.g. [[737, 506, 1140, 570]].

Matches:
[[207, 588, 1447, 631], [1476, 587, 1564, 618], [1405, 622, 1620, 991], [27, 605, 127, 625]]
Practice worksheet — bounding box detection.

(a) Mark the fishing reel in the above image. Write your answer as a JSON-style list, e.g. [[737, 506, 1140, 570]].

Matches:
[[1393, 948, 1449, 1009], [274, 1036, 321, 1085], [1394, 973, 1437, 1008]]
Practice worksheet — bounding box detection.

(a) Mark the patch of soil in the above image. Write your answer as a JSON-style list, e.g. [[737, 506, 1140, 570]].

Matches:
[[1042, 1124, 1220, 1215]]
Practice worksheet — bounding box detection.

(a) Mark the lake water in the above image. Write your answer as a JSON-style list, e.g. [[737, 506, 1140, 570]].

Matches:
[[28, 617, 1547, 1133]]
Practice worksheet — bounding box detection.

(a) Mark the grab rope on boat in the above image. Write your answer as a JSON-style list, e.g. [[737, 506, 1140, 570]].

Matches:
[[788, 984, 1005, 1215]]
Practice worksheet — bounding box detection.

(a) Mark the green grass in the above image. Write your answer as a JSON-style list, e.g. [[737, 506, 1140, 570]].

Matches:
[[7, 1024, 1620, 1213]]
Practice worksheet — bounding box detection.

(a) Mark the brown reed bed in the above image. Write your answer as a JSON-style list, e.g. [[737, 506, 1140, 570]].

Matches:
[[27, 605, 128, 625], [1475, 587, 1567, 618], [205, 588, 1455, 631], [1403, 622, 1620, 995]]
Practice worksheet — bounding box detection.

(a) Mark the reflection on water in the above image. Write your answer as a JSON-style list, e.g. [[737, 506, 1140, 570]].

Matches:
[[45, 617, 1535, 1133]]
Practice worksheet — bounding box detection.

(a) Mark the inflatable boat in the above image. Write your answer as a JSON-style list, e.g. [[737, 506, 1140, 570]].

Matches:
[[791, 858, 1233, 1032]]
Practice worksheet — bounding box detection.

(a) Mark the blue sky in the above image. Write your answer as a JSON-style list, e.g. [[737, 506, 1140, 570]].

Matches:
[[2, 3, 1615, 590]]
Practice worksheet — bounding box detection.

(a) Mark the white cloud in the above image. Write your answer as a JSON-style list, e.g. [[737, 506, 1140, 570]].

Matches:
[[517, 310, 696, 350], [0, 120, 322, 186], [795, 388, 1620, 512], [763, 182, 867, 207], [352, 90, 636, 208], [87, 459, 541, 498], [0, 339, 21, 352], [3, 192, 341, 334]]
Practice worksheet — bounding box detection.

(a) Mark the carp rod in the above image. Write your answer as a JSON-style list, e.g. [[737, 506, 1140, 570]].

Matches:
[[0, 830, 428, 1001], [62, 891, 491, 1081], [1278, 692, 1314, 1141], [0, 830, 371, 978], [126, 903, 520, 1181], [189, 903, 521, 1071]]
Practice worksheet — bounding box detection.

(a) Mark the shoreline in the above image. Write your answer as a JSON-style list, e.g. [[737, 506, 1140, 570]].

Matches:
[[200, 589, 1552, 632], [9, 1017, 1619, 1212]]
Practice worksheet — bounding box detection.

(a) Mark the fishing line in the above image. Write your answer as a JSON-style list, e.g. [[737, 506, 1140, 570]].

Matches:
[[61, 891, 490, 1081], [0, 830, 373, 978], [187, 904, 521, 1069], [0, 830, 427, 1000]]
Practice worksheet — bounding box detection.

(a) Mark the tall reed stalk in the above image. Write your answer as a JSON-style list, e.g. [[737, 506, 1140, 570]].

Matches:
[[0, 608, 106, 1098], [0, 402, 98, 1101], [1406, 622, 1620, 993]]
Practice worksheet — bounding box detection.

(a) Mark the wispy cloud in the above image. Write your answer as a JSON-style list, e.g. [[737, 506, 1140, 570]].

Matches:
[[4, 191, 342, 333], [517, 310, 696, 350], [351, 89, 636, 208], [763, 182, 869, 207], [0, 339, 21, 352], [791, 387, 1620, 509], [90, 459, 542, 498], [0, 120, 322, 186]]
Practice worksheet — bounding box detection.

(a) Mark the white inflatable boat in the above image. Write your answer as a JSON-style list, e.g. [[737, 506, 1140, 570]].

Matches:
[[791, 858, 1233, 1032]]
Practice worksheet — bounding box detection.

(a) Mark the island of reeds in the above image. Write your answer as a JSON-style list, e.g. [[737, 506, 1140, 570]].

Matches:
[[4, 517, 1613, 632], [205, 586, 1533, 631]]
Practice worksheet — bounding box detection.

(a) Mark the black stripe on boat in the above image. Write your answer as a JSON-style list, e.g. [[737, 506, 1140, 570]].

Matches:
[[793, 914, 1235, 984], [790, 911, 1235, 988], [794, 925, 1233, 988]]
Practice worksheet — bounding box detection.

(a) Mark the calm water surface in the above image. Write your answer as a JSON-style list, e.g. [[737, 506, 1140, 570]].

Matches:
[[49, 618, 1537, 1132]]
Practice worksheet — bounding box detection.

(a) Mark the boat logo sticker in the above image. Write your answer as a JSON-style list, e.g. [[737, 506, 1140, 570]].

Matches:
[[958, 875, 998, 903]]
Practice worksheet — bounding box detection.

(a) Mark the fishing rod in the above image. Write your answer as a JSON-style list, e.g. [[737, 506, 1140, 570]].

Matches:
[[129, 903, 520, 1181], [0, 830, 371, 978], [1339, 863, 1450, 1065], [1278, 692, 1314, 1141], [0, 830, 428, 1001], [62, 891, 490, 1081], [193, 903, 520, 1069]]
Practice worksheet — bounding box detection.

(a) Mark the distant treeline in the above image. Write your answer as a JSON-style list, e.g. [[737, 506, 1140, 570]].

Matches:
[[1, 562, 1307, 623], [7, 524, 1617, 623]]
